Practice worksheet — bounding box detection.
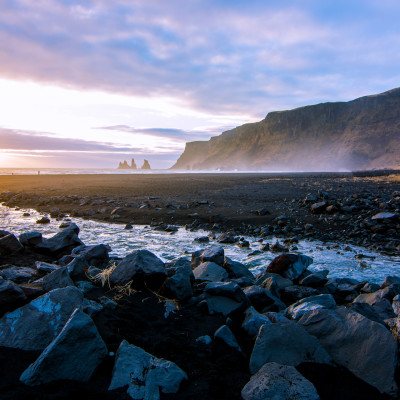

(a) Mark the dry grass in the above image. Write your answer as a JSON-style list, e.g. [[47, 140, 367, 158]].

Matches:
[[90, 262, 117, 289]]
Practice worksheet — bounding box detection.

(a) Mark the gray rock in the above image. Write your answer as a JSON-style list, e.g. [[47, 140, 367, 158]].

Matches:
[[193, 262, 228, 282], [298, 307, 398, 396], [242, 362, 320, 400], [214, 325, 243, 353], [75, 280, 96, 294], [250, 322, 331, 374], [0, 266, 37, 283], [0, 234, 23, 255], [216, 232, 237, 244], [266, 254, 313, 280], [109, 340, 187, 399], [0, 286, 84, 350], [20, 308, 107, 386], [165, 258, 193, 279], [71, 244, 110, 267], [196, 335, 212, 345], [205, 281, 249, 316], [244, 285, 285, 312], [242, 306, 271, 338], [345, 302, 386, 325], [381, 276, 400, 289], [109, 249, 166, 288], [82, 298, 103, 317], [372, 212, 397, 220], [393, 294, 400, 316], [0, 277, 26, 306], [34, 261, 60, 273], [42, 266, 74, 292], [35, 223, 84, 255], [66, 255, 90, 278], [311, 201, 327, 214], [282, 285, 319, 304], [353, 290, 396, 319], [299, 270, 329, 287], [286, 294, 336, 320], [224, 257, 255, 280], [19, 231, 43, 247], [200, 245, 225, 266], [161, 270, 193, 301]]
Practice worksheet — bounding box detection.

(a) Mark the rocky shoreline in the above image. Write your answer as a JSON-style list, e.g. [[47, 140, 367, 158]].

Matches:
[[1, 221, 400, 399], [0, 172, 399, 256]]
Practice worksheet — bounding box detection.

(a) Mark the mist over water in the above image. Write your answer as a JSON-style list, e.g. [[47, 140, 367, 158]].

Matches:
[[1, 204, 400, 284]]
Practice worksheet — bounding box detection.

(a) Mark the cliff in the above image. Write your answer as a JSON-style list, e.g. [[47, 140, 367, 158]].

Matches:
[[171, 88, 400, 171]]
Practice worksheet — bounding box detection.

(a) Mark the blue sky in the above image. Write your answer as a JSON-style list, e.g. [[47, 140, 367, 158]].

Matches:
[[0, 0, 399, 168]]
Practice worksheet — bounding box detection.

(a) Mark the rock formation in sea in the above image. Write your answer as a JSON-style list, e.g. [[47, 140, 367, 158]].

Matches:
[[171, 87, 400, 171], [117, 158, 137, 169], [141, 159, 151, 169]]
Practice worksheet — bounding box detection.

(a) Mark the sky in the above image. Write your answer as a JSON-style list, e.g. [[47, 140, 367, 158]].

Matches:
[[0, 0, 399, 169]]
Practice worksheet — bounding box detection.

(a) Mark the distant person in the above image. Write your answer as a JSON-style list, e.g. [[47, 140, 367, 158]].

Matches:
[[38, 171, 40, 175]]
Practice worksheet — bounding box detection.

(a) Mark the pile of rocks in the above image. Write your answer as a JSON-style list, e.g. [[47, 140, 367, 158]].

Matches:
[[1, 223, 400, 399]]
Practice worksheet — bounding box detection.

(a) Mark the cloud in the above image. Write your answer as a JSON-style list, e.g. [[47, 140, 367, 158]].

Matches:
[[97, 125, 226, 142], [0, 0, 399, 119]]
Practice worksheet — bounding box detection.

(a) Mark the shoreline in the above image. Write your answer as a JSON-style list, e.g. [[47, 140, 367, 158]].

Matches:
[[0, 172, 399, 255]]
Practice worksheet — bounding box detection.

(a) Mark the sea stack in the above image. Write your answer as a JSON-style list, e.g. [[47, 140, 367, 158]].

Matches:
[[118, 158, 137, 169], [141, 160, 151, 169]]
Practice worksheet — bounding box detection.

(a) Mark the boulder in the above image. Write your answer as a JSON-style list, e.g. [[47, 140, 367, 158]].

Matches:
[[286, 294, 336, 320], [0, 277, 26, 306], [381, 276, 400, 289], [266, 254, 313, 280], [20, 308, 107, 385], [216, 232, 237, 244], [165, 258, 193, 279], [41, 266, 74, 292], [242, 362, 320, 400], [200, 245, 225, 266], [0, 286, 84, 350], [66, 255, 90, 278], [71, 244, 110, 267], [224, 257, 255, 280], [0, 234, 23, 255], [214, 325, 243, 353], [244, 285, 285, 312], [311, 201, 327, 214], [299, 270, 329, 287], [0, 266, 37, 283], [353, 289, 396, 319], [242, 306, 271, 338], [35, 223, 84, 255], [109, 340, 187, 399], [204, 281, 249, 316], [19, 231, 43, 247], [282, 285, 319, 304], [249, 322, 331, 374], [193, 262, 228, 282], [161, 270, 193, 301], [109, 250, 166, 289], [298, 307, 398, 396], [34, 261, 60, 273]]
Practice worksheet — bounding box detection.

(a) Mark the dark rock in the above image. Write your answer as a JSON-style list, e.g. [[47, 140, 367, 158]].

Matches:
[[71, 244, 110, 267], [193, 262, 228, 282], [66, 255, 90, 278], [0, 234, 23, 255], [242, 362, 319, 400], [311, 201, 327, 214], [353, 290, 396, 319], [244, 285, 285, 312], [0, 277, 26, 306], [0, 266, 37, 283], [299, 270, 329, 287], [216, 232, 237, 244], [372, 212, 397, 221], [109, 340, 187, 397], [42, 267, 74, 292], [34, 261, 60, 273], [242, 306, 271, 338], [224, 257, 254, 280], [36, 216, 50, 224], [20, 308, 107, 385], [286, 294, 336, 320], [266, 254, 313, 280], [109, 249, 166, 289], [282, 285, 319, 304], [200, 245, 225, 266], [35, 223, 84, 256], [381, 275, 400, 289], [345, 302, 386, 325], [214, 325, 243, 353], [249, 322, 331, 374], [19, 231, 43, 247], [298, 307, 398, 396], [0, 286, 84, 350], [161, 269, 193, 301], [204, 281, 249, 316]]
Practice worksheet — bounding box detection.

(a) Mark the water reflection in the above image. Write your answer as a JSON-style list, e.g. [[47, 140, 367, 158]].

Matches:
[[1, 205, 400, 284]]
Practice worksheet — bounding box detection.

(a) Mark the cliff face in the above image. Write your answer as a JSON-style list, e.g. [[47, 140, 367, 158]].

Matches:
[[172, 88, 400, 171]]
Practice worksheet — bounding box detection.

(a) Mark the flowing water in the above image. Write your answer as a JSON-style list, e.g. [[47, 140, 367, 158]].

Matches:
[[1, 204, 400, 284]]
